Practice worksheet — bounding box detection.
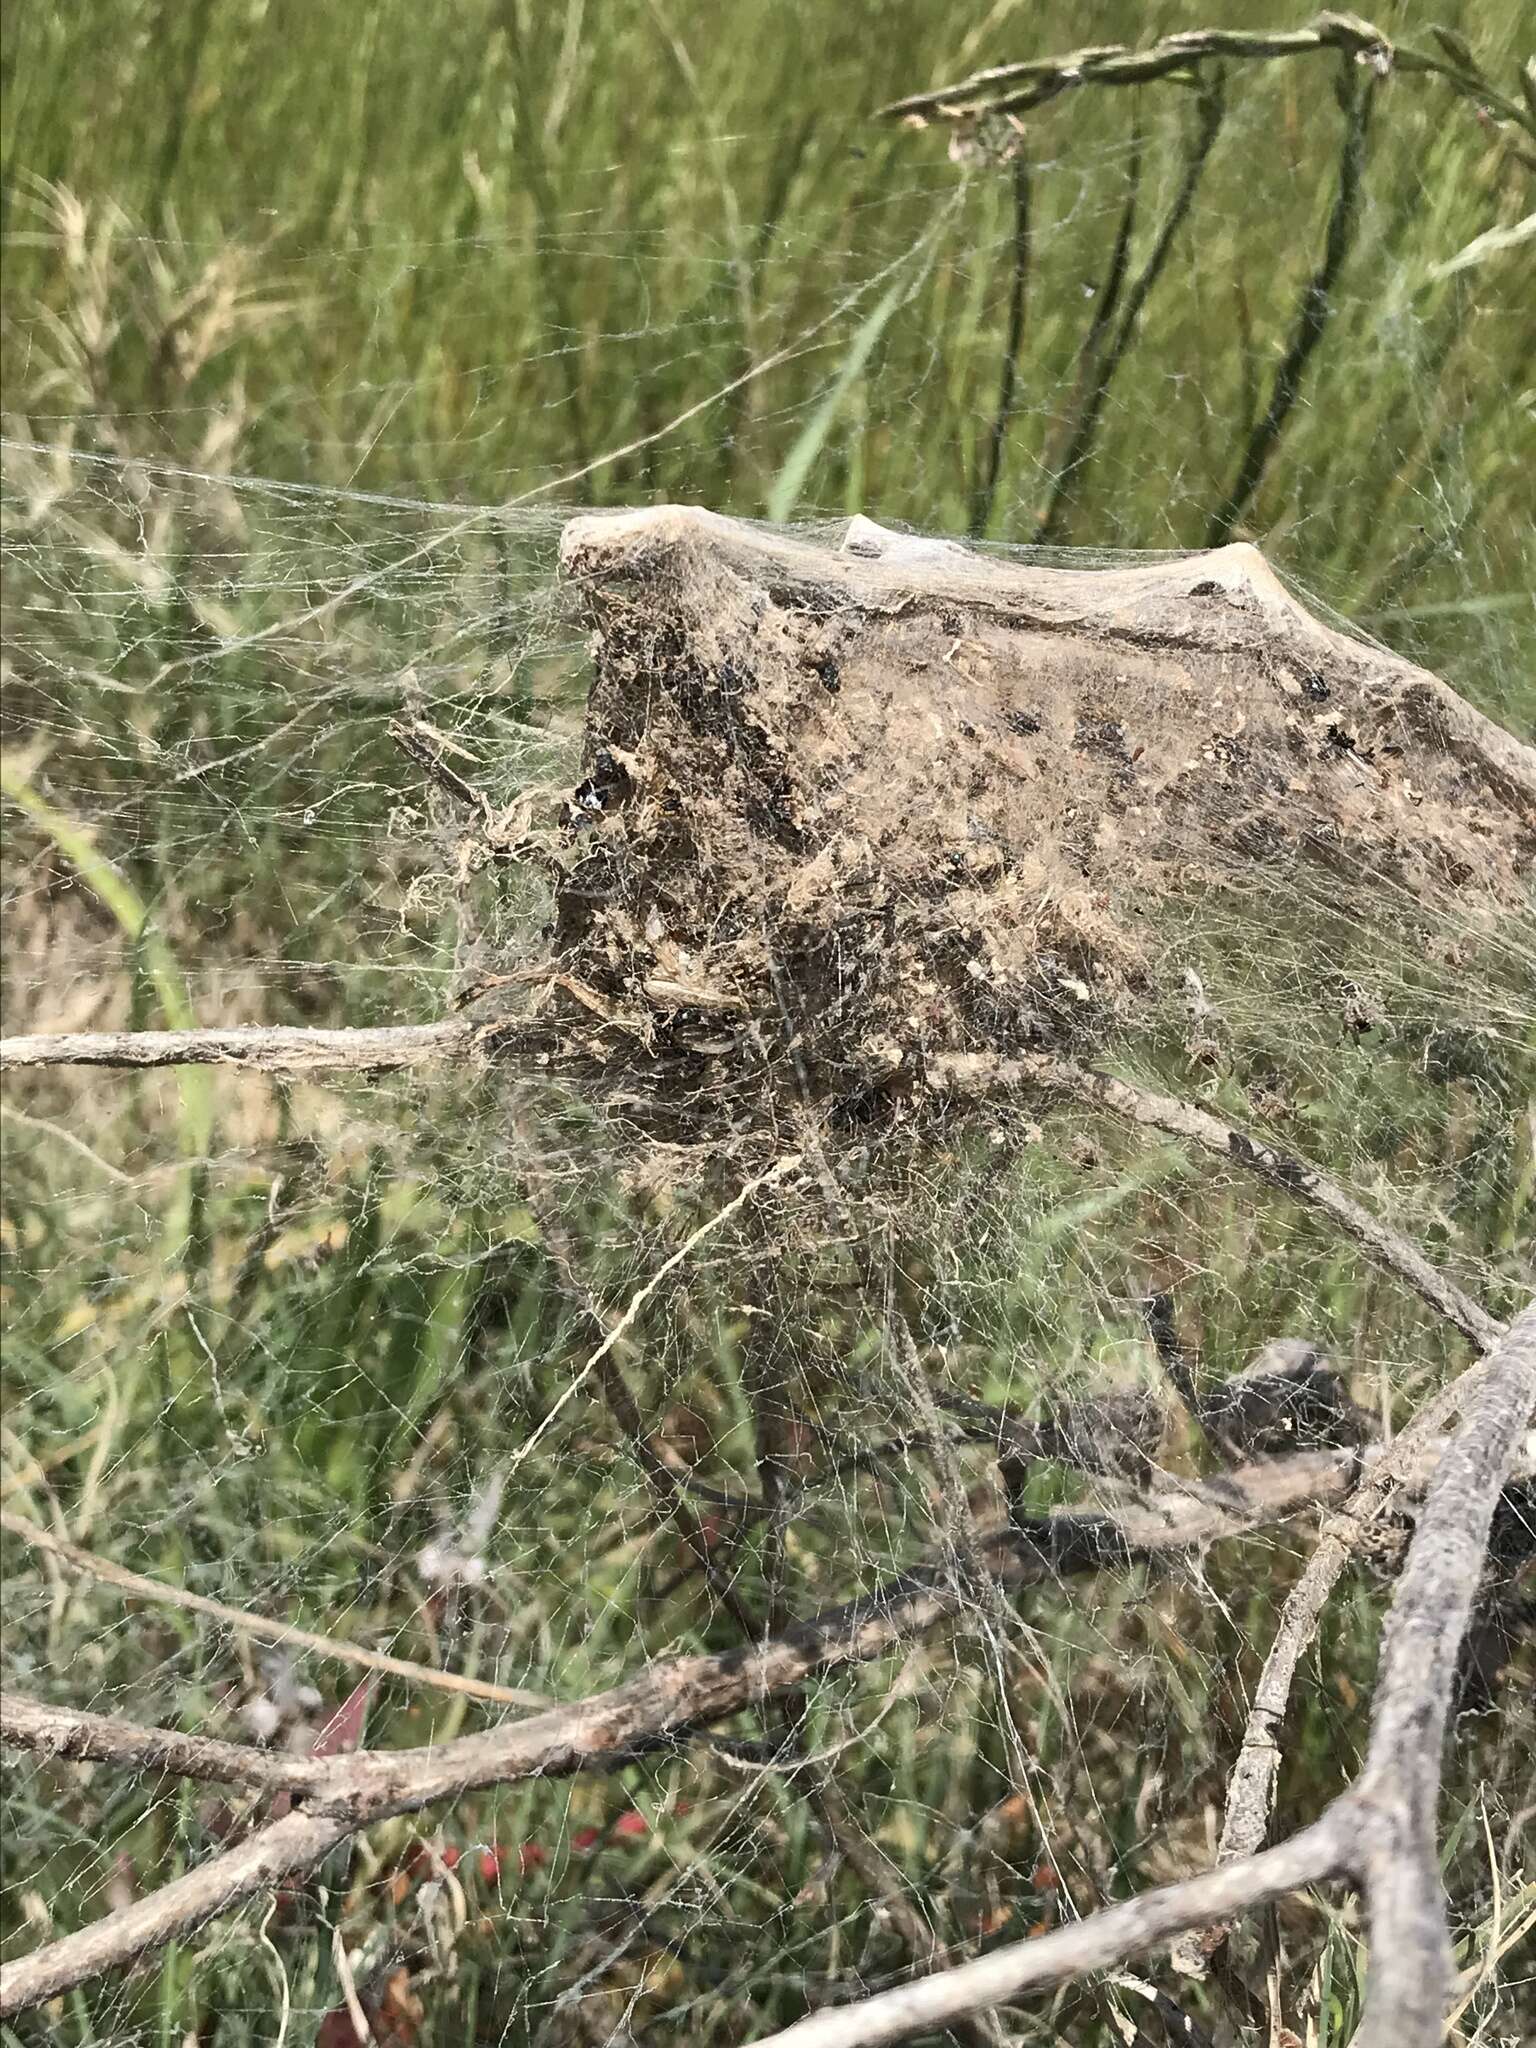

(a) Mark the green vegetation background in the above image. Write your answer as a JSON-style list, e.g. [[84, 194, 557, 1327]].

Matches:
[[4, 0, 1532, 695], [1, 2, 1532, 2043]]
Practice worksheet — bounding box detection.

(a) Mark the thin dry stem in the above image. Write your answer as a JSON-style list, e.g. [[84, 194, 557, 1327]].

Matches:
[[0, 1510, 550, 1710], [5, 1404, 1530, 2018], [0, 1693, 331, 1799], [928, 1052, 1504, 1349], [1176, 1370, 1498, 1976], [749, 1817, 1350, 2048], [876, 19, 1535, 147]]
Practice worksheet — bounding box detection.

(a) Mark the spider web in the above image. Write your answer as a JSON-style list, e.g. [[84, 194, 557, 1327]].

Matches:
[[3, 25, 1534, 2046]]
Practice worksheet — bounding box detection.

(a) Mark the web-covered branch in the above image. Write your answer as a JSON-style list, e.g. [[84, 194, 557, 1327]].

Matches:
[[5, 1347, 1532, 2018]]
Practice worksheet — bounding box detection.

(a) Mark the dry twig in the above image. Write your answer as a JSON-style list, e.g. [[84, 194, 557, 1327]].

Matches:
[[1175, 1369, 1487, 1975], [750, 1818, 1346, 2048], [0, 1511, 550, 1710], [5, 1380, 1531, 2019], [0, 1022, 477, 1073], [876, 18, 1536, 148], [3, 1022, 1501, 1353], [748, 1301, 1536, 2048], [927, 1052, 1503, 1349]]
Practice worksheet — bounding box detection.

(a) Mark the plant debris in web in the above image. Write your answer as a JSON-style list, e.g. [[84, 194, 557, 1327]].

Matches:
[[517, 507, 1534, 1132]]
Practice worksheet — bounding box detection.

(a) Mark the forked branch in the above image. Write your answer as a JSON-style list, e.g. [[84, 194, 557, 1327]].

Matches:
[[4, 1021, 1502, 1353], [749, 1300, 1536, 2048], [1178, 1368, 1488, 1976], [4, 1334, 1532, 2021]]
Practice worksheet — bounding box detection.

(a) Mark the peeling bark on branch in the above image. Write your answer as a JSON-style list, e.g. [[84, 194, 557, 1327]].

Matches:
[[1349, 1300, 1536, 2047], [0, 1694, 334, 1798]]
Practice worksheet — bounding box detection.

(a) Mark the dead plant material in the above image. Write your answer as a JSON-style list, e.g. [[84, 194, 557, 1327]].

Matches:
[[548, 509, 1533, 1126]]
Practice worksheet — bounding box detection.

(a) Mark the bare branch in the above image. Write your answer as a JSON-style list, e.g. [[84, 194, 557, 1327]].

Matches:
[[0, 1021, 477, 1074], [874, 19, 1536, 148], [0, 1553, 988, 2013], [0, 1810, 353, 2017], [0, 1510, 551, 1709], [1178, 1369, 1503, 1977], [10, 1424, 1528, 2016], [743, 1300, 1535, 2048], [747, 1816, 1349, 2048], [927, 1052, 1503, 1349], [0, 1693, 330, 1799], [11, 1024, 1499, 1362], [1350, 1299, 1536, 2047]]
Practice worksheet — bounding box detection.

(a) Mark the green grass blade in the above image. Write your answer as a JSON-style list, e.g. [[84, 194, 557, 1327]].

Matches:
[[1, 753, 213, 1264], [766, 259, 926, 523]]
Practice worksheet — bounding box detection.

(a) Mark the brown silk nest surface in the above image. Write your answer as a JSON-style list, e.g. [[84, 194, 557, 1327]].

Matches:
[[532, 508, 1533, 1129]]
